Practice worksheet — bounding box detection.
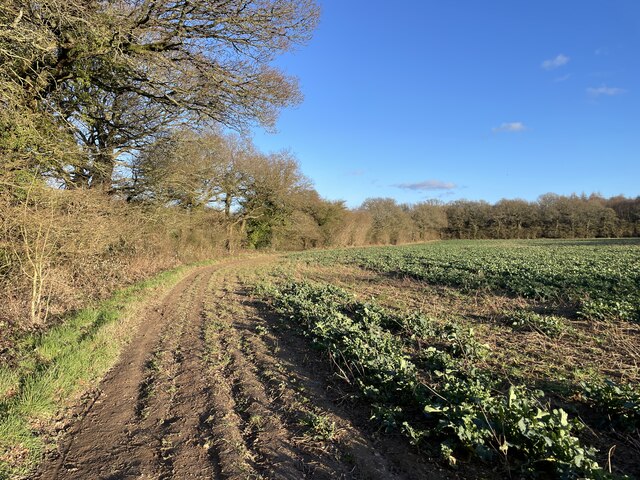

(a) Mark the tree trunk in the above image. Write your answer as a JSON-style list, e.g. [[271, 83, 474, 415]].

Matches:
[[224, 193, 232, 218], [91, 151, 115, 192], [225, 222, 235, 253]]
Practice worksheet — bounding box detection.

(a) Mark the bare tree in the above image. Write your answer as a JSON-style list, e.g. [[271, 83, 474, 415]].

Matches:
[[361, 198, 413, 245], [135, 130, 312, 249], [1, 0, 320, 187], [410, 200, 447, 240]]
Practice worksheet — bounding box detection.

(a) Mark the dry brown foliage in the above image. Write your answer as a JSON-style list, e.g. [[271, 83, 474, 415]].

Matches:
[[0, 186, 226, 357]]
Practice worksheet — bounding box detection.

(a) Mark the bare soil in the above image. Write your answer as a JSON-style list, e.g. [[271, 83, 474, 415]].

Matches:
[[35, 258, 459, 480]]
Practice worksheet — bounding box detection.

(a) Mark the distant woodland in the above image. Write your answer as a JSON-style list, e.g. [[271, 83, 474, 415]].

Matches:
[[360, 193, 640, 244], [1, 0, 638, 336]]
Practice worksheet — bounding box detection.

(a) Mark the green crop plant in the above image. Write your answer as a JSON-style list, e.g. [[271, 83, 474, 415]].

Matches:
[[291, 240, 640, 323], [504, 310, 566, 337], [257, 279, 605, 478], [581, 379, 640, 431]]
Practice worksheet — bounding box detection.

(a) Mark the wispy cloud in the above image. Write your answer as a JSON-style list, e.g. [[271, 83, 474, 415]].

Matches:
[[492, 122, 527, 133], [394, 179, 457, 191], [586, 85, 627, 97], [595, 47, 609, 56], [541, 54, 570, 70], [436, 191, 456, 199], [554, 73, 571, 83], [589, 71, 616, 78], [347, 169, 366, 176]]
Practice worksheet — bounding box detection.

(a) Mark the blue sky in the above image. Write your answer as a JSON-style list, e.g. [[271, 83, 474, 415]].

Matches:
[[253, 1, 640, 208]]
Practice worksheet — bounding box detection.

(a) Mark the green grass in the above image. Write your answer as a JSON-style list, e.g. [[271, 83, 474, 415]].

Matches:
[[0, 369, 19, 402], [0, 261, 212, 479]]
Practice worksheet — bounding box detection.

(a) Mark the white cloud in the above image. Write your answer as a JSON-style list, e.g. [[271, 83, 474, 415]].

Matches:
[[541, 54, 570, 70], [394, 180, 457, 191], [492, 122, 527, 133], [587, 85, 627, 97]]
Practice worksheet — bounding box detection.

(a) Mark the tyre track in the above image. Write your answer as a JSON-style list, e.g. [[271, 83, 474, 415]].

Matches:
[[163, 271, 220, 478], [36, 257, 454, 479], [36, 265, 224, 479], [133, 269, 218, 479], [36, 267, 209, 479], [208, 272, 439, 480], [216, 314, 309, 478], [131, 271, 208, 479], [204, 273, 341, 479], [201, 277, 262, 479]]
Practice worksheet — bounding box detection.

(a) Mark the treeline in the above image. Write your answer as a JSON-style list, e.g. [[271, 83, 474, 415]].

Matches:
[[351, 194, 640, 244], [2, 117, 639, 335], [445, 195, 640, 239], [122, 125, 640, 248], [0, 0, 320, 339]]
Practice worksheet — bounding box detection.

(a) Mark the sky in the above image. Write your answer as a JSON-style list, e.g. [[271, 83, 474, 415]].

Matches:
[[252, 1, 640, 208]]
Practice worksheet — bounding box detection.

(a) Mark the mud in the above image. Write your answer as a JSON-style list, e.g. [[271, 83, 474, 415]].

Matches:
[[36, 259, 457, 479]]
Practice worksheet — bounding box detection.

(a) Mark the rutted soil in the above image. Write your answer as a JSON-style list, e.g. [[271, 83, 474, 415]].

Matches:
[[35, 258, 455, 480]]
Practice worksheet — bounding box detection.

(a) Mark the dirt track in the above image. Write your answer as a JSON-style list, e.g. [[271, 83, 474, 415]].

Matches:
[[36, 259, 452, 479]]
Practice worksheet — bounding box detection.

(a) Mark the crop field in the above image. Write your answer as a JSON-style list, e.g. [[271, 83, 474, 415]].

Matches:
[[255, 239, 640, 478], [3, 240, 639, 479], [3, 1, 639, 478]]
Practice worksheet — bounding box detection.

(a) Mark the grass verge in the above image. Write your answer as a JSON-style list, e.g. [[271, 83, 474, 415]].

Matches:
[[0, 260, 213, 479]]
